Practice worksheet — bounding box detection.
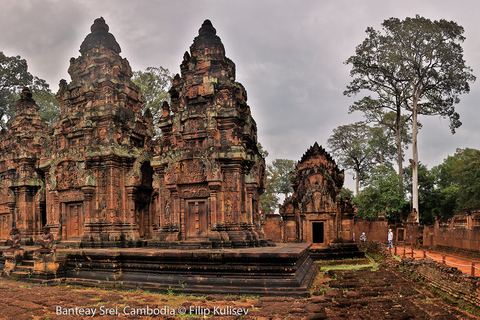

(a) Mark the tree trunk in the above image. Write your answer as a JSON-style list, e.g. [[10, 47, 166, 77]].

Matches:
[[396, 106, 404, 195], [412, 105, 419, 222], [355, 169, 360, 196]]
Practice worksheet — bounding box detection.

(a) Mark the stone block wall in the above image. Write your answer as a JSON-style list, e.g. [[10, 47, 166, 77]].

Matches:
[[425, 225, 480, 253], [264, 214, 283, 243], [353, 218, 389, 243], [402, 259, 480, 308], [423, 212, 480, 254]]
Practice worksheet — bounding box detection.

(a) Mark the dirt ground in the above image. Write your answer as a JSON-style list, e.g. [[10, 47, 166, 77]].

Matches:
[[1, 254, 479, 319]]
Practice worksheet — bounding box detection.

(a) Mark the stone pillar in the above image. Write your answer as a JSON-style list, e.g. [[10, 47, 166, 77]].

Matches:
[[7, 201, 15, 228], [180, 198, 185, 240], [125, 186, 139, 241], [81, 186, 96, 243], [60, 202, 67, 240]]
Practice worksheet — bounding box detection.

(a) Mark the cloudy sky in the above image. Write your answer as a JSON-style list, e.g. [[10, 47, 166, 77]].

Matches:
[[2, 0, 480, 192]]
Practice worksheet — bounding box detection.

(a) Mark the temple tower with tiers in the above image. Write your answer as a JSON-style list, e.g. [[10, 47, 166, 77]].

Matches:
[[39, 18, 154, 246], [0, 88, 50, 243], [280, 142, 355, 244], [151, 20, 267, 248]]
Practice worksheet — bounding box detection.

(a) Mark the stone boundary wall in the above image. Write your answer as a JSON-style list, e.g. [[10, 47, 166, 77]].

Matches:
[[402, 258, 480, 308], [353, 218, 389, 243], [424, 224, 480, 254]]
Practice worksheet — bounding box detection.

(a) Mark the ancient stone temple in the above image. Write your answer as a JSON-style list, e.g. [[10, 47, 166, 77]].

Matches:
[[38, 17, 154, 246], [151, 20, 266, 248], [0, 18, 319, 296], [0, 18, 267, 249], [279, 142, 355, 245], [0, 88, 50, 242]]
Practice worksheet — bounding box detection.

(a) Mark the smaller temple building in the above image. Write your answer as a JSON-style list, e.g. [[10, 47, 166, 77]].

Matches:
[[269, 142, 355, 245]]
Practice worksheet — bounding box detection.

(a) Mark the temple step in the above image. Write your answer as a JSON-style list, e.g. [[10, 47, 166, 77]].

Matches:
[[309, 243, 365, 260]]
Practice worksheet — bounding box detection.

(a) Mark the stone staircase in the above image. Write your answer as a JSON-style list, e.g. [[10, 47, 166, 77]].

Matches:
[[9, 250, 34, 280], [309, 242, 365, 260]]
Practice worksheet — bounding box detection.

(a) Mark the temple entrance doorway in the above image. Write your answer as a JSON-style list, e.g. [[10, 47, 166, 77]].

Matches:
[[66, 202, 84, 238], [312, 222, 324, 243], [186, 200, 207, 239], [135, 200, 150, 238]]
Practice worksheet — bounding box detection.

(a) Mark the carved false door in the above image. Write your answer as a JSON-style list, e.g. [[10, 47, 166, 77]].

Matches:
[[66, 202, 84, 238], [186, 200, 207, 239], [135, 201, 150, 239]]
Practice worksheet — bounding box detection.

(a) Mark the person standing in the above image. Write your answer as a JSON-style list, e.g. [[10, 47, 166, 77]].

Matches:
[[388, 229, 394, 249]]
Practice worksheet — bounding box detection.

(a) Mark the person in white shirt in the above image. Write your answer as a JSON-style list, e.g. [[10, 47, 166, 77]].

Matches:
[[388, 229, 394, 249]]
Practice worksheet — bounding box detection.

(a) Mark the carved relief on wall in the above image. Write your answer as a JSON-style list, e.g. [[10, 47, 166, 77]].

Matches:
[[178, 184, 209, 199], [97, 169, 107, 221], [58, 190, 84, 203], [223, 193, 238, 223], [164, 198, 171, 222], [0, 181, 8, 205], [56, 162, 81, 190], [205, 159, 221, 181], [223, 171, 237, 192], [19, 165, 34, 180], [175, 159, 205, 184], [313, 191, 323, 212], [183, 117, 205, 134]]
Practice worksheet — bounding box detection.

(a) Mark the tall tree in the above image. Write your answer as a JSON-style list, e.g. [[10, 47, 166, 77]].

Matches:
[[368, 124, 397, 168], [404, 161, 458, 224], [260, 165, 280, 214], [327, 122, 373, 195], [132, 66, 173, 138], [0, 52, 57, 127], [356, 166, 408, 220], [451, 148, 480, 210], [269, 159, 296, 198], [346, 96, 412, 193], [344, 15, 475, 222]]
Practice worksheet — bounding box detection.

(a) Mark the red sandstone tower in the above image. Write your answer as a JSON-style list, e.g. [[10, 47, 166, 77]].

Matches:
[[0, 18, 267, 248], [280, 142, 355, 244], [0, 87, 50, 243], [39, 17, 154, 246], [152, 20, 267, 248]]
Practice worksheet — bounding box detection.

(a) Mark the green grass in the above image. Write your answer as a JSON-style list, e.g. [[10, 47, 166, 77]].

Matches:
[[317, 254, 379, 272]]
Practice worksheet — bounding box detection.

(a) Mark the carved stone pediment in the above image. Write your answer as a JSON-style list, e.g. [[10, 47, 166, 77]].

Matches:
[[175, 159, 205, 184], [55, 162, 81, 190]]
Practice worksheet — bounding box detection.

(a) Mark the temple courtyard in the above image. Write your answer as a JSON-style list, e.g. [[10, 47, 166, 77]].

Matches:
[[1, 245, 479, 319]]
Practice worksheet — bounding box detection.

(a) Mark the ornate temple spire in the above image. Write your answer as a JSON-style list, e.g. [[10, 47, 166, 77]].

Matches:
[[189, 19, 226, 61], [79, 17, 121, 55]]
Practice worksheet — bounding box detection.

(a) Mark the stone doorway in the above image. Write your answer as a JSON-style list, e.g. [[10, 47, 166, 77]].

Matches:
[[186, 200, 207, 239], [65, 202, 84, 239], [135, 201, 150, 239], [312, 222, 324, 243]]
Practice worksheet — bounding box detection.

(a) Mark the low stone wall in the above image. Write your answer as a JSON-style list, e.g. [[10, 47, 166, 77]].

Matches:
[[402, 258, 480, 308], [353, 218, 389, 243], [264, 214, 283, 243], [424, 224, 480, 254]]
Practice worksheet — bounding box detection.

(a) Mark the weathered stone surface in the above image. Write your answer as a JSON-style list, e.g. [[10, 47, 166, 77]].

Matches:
[[0, 18, 267, 249], [36, 17, 154, 246], [0, 87, 49, 243], [276, 142, 355, 245], [151, 19, 266, 248]]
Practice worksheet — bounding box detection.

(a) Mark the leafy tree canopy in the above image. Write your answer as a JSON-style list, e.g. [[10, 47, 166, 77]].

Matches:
[[269, 159, 296, 197], [451, 148, 480, 210], [328, 122, 374, 195], [132, 66, 173, 138], [345, 15, 475, 219], [356, 166, 408, 220], [0, 52, 58, 127], [260, 165, 280, 214]]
